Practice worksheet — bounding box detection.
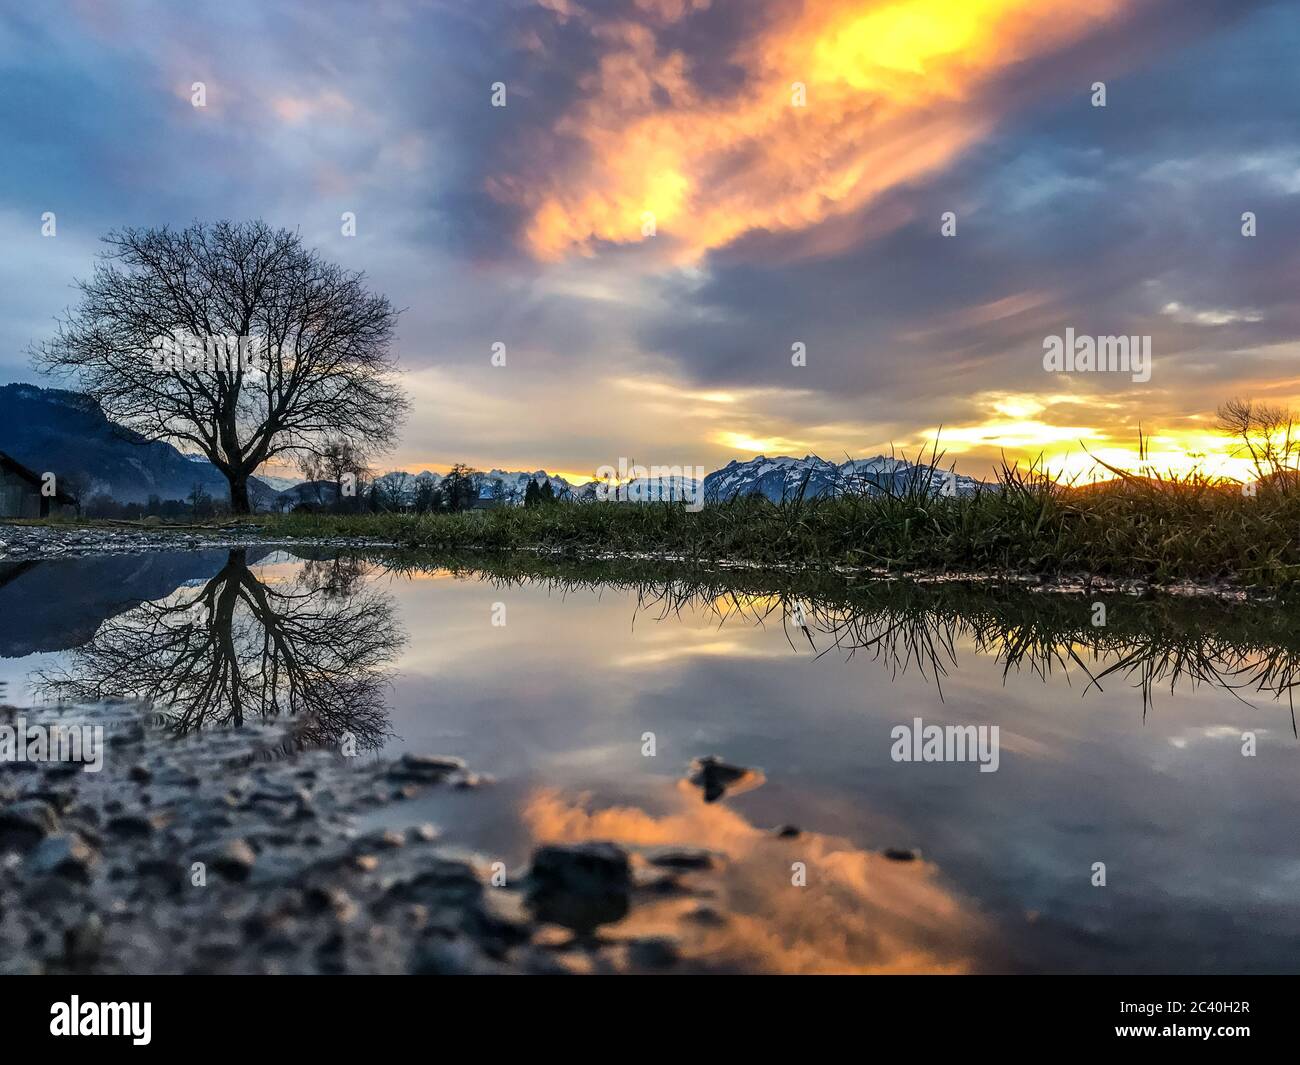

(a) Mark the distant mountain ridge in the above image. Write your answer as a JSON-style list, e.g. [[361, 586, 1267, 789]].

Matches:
[[0, 383, 275, 505], [3, 383, 981, 510], [701, 455, 983, 502], [369, 468, 573, 507]]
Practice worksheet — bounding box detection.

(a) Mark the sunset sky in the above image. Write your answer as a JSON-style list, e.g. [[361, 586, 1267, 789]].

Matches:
[[2, 0, 1298, 484]]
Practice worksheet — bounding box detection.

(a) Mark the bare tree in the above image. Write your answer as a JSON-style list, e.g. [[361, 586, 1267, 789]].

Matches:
[[296, 449, 329, 506], [56, 469, 92, 513], [321, 437, 370, 511], [441, 463, 479, 512], [34, 220, 409, 513], [1216, 398, 1299, 490]]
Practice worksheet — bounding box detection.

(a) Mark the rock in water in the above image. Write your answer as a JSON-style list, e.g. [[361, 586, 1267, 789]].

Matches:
[[688, 755, 757, 803], [526, 842, 631, 936], [883, 847, 920, 862], [644, 845, 715, 871]]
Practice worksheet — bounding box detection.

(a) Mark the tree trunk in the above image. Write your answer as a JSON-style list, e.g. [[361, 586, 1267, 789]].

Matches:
[[228, 472, 252, 515]]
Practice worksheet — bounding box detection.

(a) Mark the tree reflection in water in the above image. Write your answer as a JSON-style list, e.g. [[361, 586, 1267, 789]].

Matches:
[[35, 550, 403, 751], [412, 553, 1300, 735]]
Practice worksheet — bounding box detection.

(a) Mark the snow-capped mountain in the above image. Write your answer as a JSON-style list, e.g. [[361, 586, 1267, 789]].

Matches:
[[479, 469, 572, 503], [274, 457, 980, 510], [570, 474, 703, 503], [702, 455, 982, 502], [369, 468, 572, 506]]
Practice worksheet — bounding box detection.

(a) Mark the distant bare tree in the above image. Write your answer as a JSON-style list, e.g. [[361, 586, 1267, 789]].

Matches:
[[1216, 398, 1299, 490], [413, 476, 439, 514], [296, 450, 329, 506], [56, 469, 92, 513], [34, 220, 409, 513], [441, 463, 479, 512], [321, 437, 370, 510], [187, 481, 215, 519]]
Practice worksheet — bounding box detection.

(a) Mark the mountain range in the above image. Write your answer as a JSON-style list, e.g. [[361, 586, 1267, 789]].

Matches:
[[2, 383, 982, 509], [0, 383, 276, 505], [701, 455, 982, 501]]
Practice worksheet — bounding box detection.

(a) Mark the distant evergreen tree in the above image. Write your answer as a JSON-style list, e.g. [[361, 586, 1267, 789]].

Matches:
[[524, 479, 540, 507], [540, 480, 555, 504]]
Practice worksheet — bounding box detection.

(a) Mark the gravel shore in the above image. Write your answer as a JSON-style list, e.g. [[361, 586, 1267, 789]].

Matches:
[[0, 521, 388, 562], [0, 702, 711, 974]]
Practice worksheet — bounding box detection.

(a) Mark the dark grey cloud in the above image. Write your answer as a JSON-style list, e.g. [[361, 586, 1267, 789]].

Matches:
[[1, 0, 1297, 473], [639, 0, 1300, 433]]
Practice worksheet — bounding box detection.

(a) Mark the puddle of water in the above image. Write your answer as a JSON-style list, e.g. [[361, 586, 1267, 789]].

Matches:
[[2, 548, 1297, 973]]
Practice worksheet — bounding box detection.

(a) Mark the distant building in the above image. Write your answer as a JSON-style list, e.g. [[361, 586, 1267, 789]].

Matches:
[[0, 451, 79, 518]]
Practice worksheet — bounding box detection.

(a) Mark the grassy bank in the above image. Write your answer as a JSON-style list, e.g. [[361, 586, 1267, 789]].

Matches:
[[257, 463, 1300, 592]]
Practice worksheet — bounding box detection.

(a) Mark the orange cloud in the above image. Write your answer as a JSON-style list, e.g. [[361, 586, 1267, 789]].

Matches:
[[505, 0, 1130, 261], [522, 783, 991, 973]]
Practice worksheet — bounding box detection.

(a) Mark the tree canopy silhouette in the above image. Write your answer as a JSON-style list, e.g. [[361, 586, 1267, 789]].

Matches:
[[34, 220, 408, 512]]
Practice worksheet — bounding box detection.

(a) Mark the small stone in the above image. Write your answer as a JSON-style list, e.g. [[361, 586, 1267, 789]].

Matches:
[[305, 886, 358, 923], [209, 839, 257, 881], [410, 935, 494, 975], [389, 753, 466, 783], [684, 904, 728, 927], [627, 935, 680, 968], [643, 845, 715, 871], [137, 858, 184, 893], [526, 842, 631, 935], [470, 890, 533, 948], [386, 857, 483, 906], [107, 814, 154, 839], [0, 799, 59, 851], [688, 755, 757, 802], [28, 833, 97, 883], [355, 829, 405, 851], [408, 823, 440, 843], [530, 842, 631, 895], [633, 866, 683, 894], [882, 847, 920, 862], [128, 765, 152, 784], [63, 915, 105, 963]]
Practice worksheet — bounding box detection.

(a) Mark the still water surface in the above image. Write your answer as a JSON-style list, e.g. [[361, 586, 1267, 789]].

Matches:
[[2, 547, 1296, 973]]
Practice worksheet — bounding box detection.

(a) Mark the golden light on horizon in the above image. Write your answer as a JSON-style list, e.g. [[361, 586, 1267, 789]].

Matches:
[[928, 420, 1266, 485], [713, 430, 808, 455]]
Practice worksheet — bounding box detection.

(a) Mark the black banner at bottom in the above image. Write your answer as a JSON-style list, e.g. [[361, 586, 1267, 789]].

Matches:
[[0, 975, 1289, 1051]]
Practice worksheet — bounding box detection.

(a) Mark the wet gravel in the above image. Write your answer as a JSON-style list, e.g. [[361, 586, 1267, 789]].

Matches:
[[0, 702, 733, 974], [0, 522, 389, 561]]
